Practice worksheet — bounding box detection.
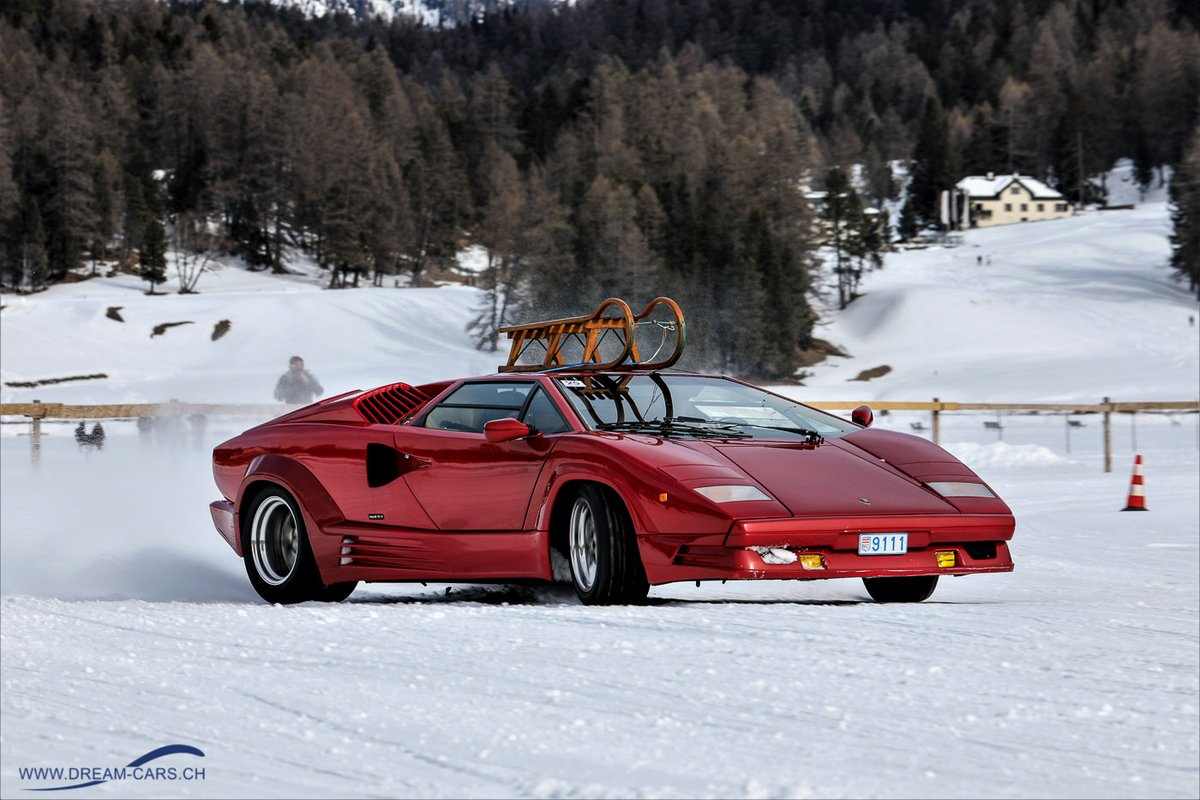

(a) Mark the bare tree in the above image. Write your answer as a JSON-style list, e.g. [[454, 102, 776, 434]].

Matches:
[[170, 212, 220, 293]]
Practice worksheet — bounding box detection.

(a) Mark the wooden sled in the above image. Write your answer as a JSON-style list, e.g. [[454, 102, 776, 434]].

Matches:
[[498, 297, 685, 373]]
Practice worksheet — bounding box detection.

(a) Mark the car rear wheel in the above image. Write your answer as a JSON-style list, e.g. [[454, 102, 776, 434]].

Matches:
[[567, 485, 649, 605], [862, 575, 939, 603], [242, 486, 357, 604]]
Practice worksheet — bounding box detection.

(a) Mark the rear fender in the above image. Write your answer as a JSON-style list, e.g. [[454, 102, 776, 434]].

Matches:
[[238, 455, 344, 583]]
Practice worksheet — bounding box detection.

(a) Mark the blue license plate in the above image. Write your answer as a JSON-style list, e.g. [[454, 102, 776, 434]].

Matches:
[[858, 533, 909, 555]]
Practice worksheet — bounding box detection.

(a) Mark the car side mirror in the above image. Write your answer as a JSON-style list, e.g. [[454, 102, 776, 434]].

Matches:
[[851, 405, 874, 428], [484, 418, 534, 443]]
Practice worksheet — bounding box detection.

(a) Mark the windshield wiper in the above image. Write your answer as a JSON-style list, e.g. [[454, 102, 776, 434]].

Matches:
[[596, 416, 751, 439], [723, 422, 824, 444]]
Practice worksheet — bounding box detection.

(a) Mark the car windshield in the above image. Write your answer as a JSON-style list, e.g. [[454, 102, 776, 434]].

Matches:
[[554, 374, 859, 440]]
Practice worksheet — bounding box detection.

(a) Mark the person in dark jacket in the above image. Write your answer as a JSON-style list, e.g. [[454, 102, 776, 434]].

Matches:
[[274, 356, 324, 405]]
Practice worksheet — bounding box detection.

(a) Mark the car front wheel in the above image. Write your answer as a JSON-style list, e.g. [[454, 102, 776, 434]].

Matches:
[[242, 486, 356, 604], [862, 575, 939, 603], [567, 485, 649, 605]]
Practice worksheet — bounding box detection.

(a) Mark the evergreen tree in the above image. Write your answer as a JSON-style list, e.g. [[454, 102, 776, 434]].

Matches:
[[577, 175, 655, 299], [1169, 125, 1200, 299], [0, 100, 18, 287], [469, 148, 571, 350], [858, 209, 887, 272], [43, 85, 98, 278], [19, 196, 49, 291], [122, 172, 150, 265], [961, 106, 999, 177], [906, 96, 954, 230], [404, 84, 468, 286], [90, 154, 118, 273], [897, 199, 919, 242], [744, 209, 799, 380], [140, 216, 168, 293], [822, 166, 859, 309]]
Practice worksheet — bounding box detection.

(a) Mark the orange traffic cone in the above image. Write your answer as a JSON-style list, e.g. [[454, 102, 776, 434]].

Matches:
[[1121, 454, 1148, 511]]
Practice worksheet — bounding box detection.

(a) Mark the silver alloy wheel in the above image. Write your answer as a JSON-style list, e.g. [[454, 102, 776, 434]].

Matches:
[[569, 497, 598, 592], [250, 495, 300, 586]]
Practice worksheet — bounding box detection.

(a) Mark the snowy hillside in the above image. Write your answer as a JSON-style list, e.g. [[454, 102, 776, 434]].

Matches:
[[2, 202, 1197, 798], [3, 201, 1193, 408], [0, 263, 492, 406], [794, 200, 1198, 403]]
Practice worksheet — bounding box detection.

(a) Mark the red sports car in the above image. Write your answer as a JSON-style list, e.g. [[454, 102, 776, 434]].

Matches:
[[210, 299, 1014, 605]]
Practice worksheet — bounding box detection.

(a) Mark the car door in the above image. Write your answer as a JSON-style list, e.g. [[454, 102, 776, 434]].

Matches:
[[392, 381, 567, 531]]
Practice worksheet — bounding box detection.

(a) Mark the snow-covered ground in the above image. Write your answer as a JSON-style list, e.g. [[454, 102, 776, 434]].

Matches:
[[1, 202, 1198, 798]]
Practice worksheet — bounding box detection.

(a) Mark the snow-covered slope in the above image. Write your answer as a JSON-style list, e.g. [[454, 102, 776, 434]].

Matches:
[[0, 264, 492, 405], [793, 201, 1198, 403], [3, 202, 1195, 409]]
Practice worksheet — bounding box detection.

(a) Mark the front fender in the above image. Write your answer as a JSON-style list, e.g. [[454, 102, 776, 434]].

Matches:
[[534, 466, 660, 535], [532, 459, 734, 539]]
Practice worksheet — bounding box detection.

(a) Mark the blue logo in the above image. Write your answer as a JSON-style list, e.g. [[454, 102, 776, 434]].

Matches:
[[19, 744, 206, 791]]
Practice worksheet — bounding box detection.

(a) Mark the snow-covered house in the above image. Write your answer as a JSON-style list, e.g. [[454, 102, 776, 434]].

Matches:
[[957, 173, 1073, 228]]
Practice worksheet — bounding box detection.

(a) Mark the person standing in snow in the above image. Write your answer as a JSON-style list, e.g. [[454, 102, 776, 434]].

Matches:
[[274, 356, 324, 405]]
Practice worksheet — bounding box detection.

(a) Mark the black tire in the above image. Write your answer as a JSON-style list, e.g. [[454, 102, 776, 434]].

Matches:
[[566, 484, 649, 605], [241, 486, 357, 604], [315, 582, 358, 602], [862, 575, 939, 603]]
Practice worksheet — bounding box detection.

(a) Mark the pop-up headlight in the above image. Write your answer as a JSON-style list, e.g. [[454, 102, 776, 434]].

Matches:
[[927, 481, 996, 498], [693, 485, 771, 503]]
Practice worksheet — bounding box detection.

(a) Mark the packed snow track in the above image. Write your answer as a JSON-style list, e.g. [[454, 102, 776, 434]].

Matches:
[[1, 418, 1197, 799]]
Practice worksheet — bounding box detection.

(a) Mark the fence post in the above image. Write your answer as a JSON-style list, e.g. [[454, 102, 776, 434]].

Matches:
[[931, 397, 941, 445], [30, 399, 42, 470], [1103, 396, 1112, 473]]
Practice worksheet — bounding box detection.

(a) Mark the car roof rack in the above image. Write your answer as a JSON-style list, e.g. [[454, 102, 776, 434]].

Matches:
[[498, 297, 685, 373]]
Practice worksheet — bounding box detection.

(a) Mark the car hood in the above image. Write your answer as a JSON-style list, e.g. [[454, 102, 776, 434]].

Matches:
[[708, 439, 959, 517]]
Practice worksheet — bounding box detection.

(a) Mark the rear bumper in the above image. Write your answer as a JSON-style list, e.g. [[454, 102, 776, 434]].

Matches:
[[639, 513, 1015, 584], [210, 500, 240, 555]]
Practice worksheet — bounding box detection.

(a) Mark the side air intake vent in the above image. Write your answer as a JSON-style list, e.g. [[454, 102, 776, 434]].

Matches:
[[353, 383, 432, 425]]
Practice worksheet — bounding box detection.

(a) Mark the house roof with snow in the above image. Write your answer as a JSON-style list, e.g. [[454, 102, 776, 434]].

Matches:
[[957, 174, 1065, 200]]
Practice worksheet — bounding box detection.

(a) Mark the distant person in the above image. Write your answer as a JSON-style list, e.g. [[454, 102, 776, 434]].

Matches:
[[74, 422, 105, 448], [274, 356, 324, 405]]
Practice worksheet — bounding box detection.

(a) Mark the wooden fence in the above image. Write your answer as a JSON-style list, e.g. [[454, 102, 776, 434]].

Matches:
[[2, 397, 1197, 473], [805, 398, 1200, 472]]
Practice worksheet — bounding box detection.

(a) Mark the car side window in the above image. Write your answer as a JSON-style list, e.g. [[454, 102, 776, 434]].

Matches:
[[421, 382, 533, 433], [520, 388, 572, 435]]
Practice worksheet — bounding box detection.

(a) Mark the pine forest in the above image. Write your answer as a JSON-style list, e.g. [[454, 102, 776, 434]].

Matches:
[[1, 0, 1198, 377]]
